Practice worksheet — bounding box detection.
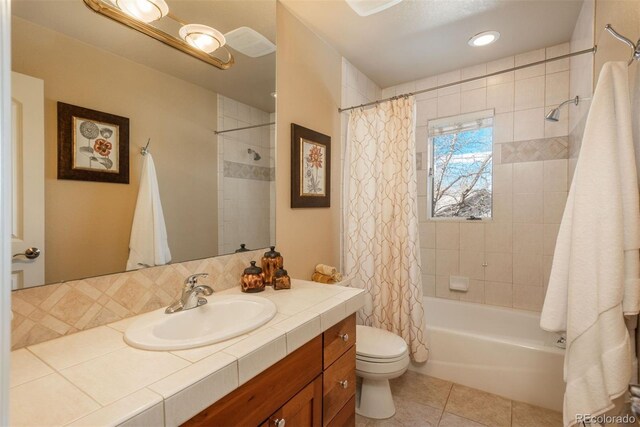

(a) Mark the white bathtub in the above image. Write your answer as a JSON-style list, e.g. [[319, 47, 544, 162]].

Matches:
[[410, 297, 565, 411]]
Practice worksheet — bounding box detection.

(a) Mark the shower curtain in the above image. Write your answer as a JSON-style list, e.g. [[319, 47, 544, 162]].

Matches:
[[343, 97, 429, 363]]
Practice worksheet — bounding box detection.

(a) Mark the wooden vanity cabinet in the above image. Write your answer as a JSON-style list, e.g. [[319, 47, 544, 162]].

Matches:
[[183, 314, 356, 427], [260, 376, 323, 427]]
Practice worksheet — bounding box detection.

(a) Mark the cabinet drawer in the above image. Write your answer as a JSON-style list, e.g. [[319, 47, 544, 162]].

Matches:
[[323, 346, 356, 426], [323, 314, 356, 369], [326, 396, 355, 427]]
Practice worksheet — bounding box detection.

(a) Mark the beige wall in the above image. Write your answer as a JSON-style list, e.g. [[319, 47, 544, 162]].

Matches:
[[12, 17, 219, 284], [275, 4, 342, 279], [594, 0, 640, 178], [595, 0, 640, 85]]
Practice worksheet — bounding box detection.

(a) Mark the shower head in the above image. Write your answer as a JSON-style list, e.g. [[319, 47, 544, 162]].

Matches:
[[545, 96, 580, 122], [248, 148, 261, 161]]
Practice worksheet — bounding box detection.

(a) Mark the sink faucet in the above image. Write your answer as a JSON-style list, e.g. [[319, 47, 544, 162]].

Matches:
[[165, 273, 214, 314]]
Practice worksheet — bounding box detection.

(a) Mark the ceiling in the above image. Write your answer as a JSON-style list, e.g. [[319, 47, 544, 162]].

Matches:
[[281, 0, 585, 88], [12, 0, 276, 112]]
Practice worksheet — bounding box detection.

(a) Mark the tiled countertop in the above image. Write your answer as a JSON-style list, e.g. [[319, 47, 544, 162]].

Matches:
[[10, 280, 365, 427]]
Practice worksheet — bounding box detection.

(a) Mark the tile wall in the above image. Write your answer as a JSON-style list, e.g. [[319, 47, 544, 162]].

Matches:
[[568, 0, 595, 184], [216, 95, 275, 255], [10, 249, 266, 350], [380, 44, 574, 311]]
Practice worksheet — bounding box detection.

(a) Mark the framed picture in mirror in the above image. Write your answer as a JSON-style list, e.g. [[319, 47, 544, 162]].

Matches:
[[57, 102, 129, 184], [291, 123, 331, 208]]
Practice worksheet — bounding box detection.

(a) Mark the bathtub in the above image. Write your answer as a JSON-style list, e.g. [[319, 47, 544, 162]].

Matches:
[[410, 297, 565, 412]]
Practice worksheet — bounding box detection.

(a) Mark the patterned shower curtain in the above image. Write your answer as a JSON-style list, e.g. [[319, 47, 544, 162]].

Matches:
[[343, 97, 429, 362]]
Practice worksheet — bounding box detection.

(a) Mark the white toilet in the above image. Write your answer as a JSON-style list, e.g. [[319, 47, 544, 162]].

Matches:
[[355, 325, 410, 419]]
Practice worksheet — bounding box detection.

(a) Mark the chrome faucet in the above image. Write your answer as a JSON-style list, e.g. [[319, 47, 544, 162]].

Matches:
[[165, 273, 213, 314]]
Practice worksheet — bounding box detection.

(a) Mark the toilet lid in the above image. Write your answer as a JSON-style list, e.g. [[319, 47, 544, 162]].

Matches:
[[356, 325, 408, 360]]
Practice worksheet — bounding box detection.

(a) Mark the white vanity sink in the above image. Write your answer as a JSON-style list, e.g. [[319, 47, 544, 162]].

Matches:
[[124, 294, 277, 351]]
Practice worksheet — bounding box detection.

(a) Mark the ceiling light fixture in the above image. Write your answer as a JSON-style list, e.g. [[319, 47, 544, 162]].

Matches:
[[84, 0, 234, 69], [468, 31, 500, 47], [179, 24, 226, 53], [115, 0, 169, 23]]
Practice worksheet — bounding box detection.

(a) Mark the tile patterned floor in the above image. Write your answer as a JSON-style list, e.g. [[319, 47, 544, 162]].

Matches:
[[356, 371, 563, 427]]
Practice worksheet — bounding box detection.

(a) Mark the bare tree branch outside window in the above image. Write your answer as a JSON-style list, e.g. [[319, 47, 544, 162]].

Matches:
[[430, 125, 493, 218]]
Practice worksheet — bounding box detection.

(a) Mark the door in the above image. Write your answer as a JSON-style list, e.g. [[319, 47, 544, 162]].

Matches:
[[11, 72, 44, 289], [263, 376, 323, 427]]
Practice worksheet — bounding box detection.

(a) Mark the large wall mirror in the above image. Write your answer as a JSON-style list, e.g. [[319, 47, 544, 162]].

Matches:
[[10, 0, 276, 289]]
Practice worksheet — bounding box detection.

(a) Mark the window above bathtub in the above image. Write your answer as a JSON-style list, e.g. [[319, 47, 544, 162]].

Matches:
[[428, 110, 494, 220]]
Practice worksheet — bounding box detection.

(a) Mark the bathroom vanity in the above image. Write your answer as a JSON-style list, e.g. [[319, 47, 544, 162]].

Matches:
[[9, 280, 364, 426], [185, 314, 356, 426]]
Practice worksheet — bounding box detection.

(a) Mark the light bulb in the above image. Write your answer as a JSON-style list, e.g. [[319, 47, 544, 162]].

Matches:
[[116, 0, 169, 23], [468, 31, 500, 47], [179, 24, 226, 53]]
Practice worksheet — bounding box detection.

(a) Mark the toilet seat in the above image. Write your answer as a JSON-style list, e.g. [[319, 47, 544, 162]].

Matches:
[[355, 325, 408, 360], [356, 351, 408, 364], [356, 353, 410, 377]]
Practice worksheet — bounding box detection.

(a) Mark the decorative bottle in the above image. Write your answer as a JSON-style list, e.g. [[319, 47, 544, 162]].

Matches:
[[274, 266, 291, 290], [261, 246, 283, 286], [241, 261, 265, 293]]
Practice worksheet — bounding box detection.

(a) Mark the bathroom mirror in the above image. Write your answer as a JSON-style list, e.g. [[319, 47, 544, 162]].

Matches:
[[10, 0, 276, 289]]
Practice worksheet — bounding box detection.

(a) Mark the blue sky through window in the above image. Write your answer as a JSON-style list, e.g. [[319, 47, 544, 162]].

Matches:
[[431, 126, 493, 218]]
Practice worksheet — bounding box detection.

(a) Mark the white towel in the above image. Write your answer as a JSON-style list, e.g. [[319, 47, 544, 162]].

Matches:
[[126, 153, 171, 270], [540, 62, 640, 427]]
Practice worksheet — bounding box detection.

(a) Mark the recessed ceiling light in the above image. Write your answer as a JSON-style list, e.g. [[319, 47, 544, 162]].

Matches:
[[468, 31, 500, 47]]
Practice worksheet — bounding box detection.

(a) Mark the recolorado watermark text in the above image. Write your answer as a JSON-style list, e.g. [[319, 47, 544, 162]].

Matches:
[[576, 413, 636, 425]]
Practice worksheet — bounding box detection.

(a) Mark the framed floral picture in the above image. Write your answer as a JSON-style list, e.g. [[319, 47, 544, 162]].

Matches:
[[291, 123, 330, 208], [57, 102, 129, 184]]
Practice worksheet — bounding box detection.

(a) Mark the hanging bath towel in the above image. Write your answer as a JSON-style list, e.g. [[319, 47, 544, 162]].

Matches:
[[540, 62, 640, 426], [126, 153, 172, 270]]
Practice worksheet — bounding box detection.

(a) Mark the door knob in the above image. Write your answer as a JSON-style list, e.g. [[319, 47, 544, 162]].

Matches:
[[339, 333, 349, 342], [273, 418, 285, 427], [338, 380, 348, 389], [13, 247, 40, 260]]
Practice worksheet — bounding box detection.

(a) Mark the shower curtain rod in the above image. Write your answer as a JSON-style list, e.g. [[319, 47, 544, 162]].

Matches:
[[214, 122, 275, 135], [338, 46, 597, 113]]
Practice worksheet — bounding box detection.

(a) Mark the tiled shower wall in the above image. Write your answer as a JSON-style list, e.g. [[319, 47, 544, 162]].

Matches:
[[10, 249, 265, 349], [216, 95, 275, 255], [568, 0, 595, 184], [381, 44, 575, 311]]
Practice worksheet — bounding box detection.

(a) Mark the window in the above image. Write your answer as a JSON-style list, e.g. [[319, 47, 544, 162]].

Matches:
[[428, 110, 494, 219]]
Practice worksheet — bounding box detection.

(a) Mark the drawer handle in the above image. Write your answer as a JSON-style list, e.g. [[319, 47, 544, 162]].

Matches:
[[273, 418, 286, 427], [338, 380, 348, 389], [339, 333, 349, 342]]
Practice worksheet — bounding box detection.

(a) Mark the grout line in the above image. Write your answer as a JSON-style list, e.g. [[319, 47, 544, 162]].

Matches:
[[509, 398, 514, 427], [436, 382, 455, 425]]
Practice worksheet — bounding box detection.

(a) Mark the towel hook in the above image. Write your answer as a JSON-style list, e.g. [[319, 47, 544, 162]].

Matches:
[[141, 138, 151, 156], [604, 24, 640, 65]]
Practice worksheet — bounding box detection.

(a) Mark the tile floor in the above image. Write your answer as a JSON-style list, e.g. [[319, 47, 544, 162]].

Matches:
[[356, 370, 563, 427]]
